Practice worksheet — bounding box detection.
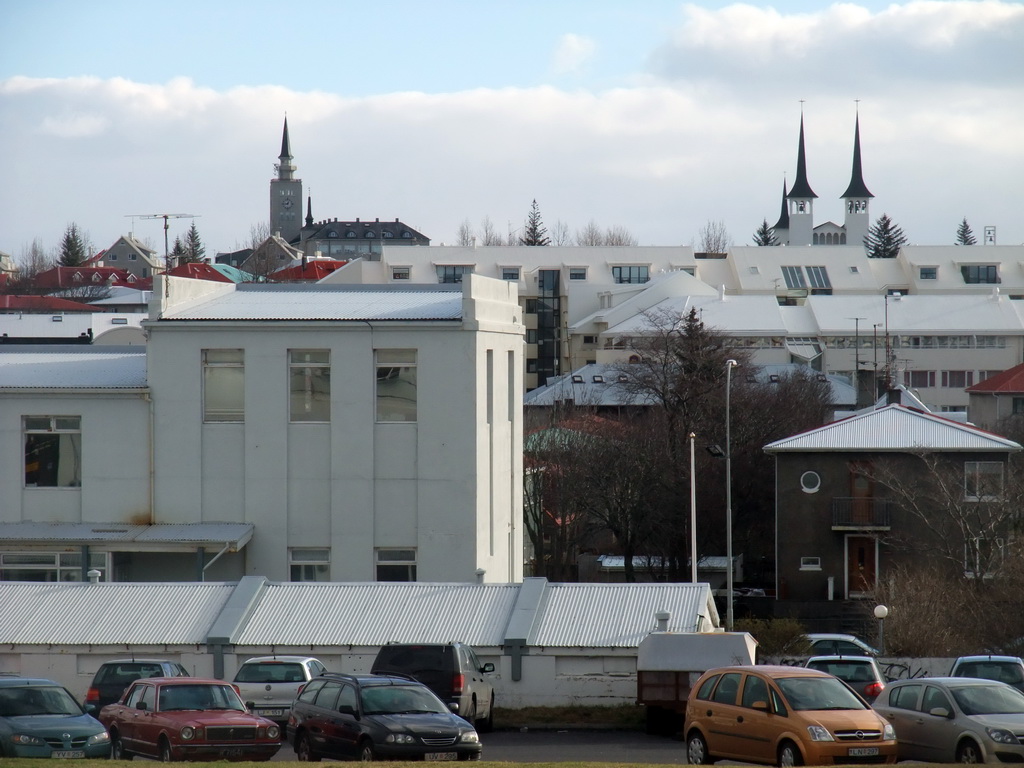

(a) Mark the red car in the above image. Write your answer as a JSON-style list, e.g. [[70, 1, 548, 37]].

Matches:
[[99, 677, 281, 762]]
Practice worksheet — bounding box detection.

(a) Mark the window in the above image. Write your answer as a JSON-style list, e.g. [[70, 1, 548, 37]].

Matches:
[[889, 684, 922, 711], [108, 253, 117, 260], [203, 349, 244, 422], [501, 267, 520, 281], [0, 551, 107, 582], [526, 358, 538, 373], [919, 267, 937, 280], [961, 264, 999, 284], [376, 349, 417, 422], [904, 370, 935, 388], [392, 267, 410, 280], [524, 299, 538, 314], [569, 267, 587, 281], [525, 329, 538, 344], [712, 673, 741, 704], [805, 266, 832, 290], [128, 253, 137, 261], [289, 350, 330, 422], [1013, 397, 1024, 415], [742, 675, 770, 709], [942, 370, 975, 388], [376, 549, 416, 581], [583, 335, 597, 344], [436, 265, 473, 283], [24, 416, 81, 487], [965, 461, 1004, 501], [290, 549, 330, 581], [611, 265, 649, 284], [781, 266, 807, 289], [800, 557, 821, 571]]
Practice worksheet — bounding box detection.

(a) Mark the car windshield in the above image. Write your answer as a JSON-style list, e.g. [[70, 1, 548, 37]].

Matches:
[[956, 661, 1024, 686], [159, 684, 247, 712], [953, 685, 1024, 716], [776, 676, 867, 711], [361, 685, 448, 715], [0, 685, 83, 717]]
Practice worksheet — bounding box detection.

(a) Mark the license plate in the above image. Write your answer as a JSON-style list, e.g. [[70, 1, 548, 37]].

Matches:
[[257, 708, 284, 716], [848, 747, 879, 757], [52, 751, 86, 759], [424, 752, 458, 761]]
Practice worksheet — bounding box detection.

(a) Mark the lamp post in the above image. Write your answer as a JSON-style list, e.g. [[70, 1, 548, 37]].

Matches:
[[874, 604, 889, 655], [725, 359, 738, 631], [690, 432, 697, 583]]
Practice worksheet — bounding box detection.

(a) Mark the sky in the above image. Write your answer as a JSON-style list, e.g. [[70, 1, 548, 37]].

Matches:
[[2, 0, 1023, 259]]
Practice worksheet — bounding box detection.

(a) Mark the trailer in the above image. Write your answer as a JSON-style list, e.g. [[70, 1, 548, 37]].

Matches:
[[636, 631, 757, 735]]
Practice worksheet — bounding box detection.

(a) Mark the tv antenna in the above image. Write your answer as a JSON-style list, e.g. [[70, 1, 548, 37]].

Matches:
[[126, 213, 198, 270]]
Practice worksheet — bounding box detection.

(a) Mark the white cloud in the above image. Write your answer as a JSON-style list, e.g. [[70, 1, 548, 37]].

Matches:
[[552, 33, 596, 75]]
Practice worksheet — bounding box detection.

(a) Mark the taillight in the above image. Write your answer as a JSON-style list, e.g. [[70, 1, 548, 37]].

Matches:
[[453, 673, 465, 695], [85, 687, 100, 704], [297, 683, 306, 696], [864, 682, 884, 699]]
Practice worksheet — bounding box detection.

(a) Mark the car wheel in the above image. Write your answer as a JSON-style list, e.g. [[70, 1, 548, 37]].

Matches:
[[358, 739, 375, 762], [111, 732, 133, 761], [296, 733, 321, 762], [957, 739, 983, 763], [478, 694, 495, 733], [778, 741, 803, 767], [686, 731, 711, 764], [159, 738, 174, 763]]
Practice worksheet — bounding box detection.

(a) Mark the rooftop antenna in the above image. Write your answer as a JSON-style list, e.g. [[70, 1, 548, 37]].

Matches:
[[128, 213, 198, 271]]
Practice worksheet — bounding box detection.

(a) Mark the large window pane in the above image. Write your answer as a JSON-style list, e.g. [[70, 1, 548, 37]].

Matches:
[[203, 349, 244, 422], [376, 350, 417, 422], [24, 416, 81, 487], [290, 349, 330, 422]]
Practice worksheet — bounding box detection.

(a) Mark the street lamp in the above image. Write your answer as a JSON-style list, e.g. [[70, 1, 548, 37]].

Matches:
[[874, 604, 889, 655], [725, 359, 738, 631], [689, 432, 697, 583]]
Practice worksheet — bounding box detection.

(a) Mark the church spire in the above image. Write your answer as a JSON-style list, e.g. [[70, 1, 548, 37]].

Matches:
[[841, 111, 873, 199], [787, 113, 817, 200], [277, 117, 296, 181], [772, 178, 790, 233]]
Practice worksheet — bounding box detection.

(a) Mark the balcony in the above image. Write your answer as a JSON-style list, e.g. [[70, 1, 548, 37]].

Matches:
[[831, 498, 894, 530]]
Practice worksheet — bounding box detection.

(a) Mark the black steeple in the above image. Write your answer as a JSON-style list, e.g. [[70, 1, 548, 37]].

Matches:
[[305, 195, 313, 227], [280, 117, 292, 160], [772, 179, 790, 231], [841, 112, 874, 199], [786, 114, 817, 200]]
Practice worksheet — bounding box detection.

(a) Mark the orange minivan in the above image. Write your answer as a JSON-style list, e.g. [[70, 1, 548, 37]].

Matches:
[[684, 665, 897, 766]]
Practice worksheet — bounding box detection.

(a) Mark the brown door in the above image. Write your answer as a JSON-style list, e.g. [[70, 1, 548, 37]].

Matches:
[[847, 536, 876, 598], [850, 462, 874, 524]]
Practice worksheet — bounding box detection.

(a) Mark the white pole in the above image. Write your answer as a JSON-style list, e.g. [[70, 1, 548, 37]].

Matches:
[[726, 359, 738, 631], [690, 432, 697, 583]]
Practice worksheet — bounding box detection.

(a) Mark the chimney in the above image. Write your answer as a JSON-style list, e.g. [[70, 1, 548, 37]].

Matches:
[[655, 610, 670, 632]]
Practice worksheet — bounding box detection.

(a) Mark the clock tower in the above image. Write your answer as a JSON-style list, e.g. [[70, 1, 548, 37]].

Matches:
[[270, 117, 303, 243]]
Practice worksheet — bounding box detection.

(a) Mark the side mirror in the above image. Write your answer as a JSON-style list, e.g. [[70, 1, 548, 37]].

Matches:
[[137, 701, 148, 712], [482, 663, 495, 674], [928, 707, 952, 719], [246, 700, 255, 711], [338, 704, 357, 717], [752, 701, 769, 712]]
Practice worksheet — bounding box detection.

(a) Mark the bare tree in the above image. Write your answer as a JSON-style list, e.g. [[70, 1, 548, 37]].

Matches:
[[479, 216, 504, 246], [604, 225, 638, 246], [246, 221, 271, 251], [8, 239, 55, 293], [550, 219, 572, 246], [456, 219, 474, 246], [696, 219, 731, 253], [575, 220, 604, 246]]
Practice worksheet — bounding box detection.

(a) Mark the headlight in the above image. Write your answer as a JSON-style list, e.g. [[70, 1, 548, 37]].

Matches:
[[180, 726, 196, 740], [460, 731, 480, 744], [11, 734, 46, 746], [266, 725, 281, 740], [88, 731, 111, 746], [987, 727, 1019, 744], [385, 733, 416, 744], [806, 725, 834, 742], [883, 723, 896, 741]]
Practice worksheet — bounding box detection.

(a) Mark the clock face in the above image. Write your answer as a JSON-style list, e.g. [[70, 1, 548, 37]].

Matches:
[[282, 198, 294, 209]]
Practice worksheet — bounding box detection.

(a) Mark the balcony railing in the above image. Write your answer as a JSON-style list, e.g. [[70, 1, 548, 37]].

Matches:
[[831, 497, 894, 529]]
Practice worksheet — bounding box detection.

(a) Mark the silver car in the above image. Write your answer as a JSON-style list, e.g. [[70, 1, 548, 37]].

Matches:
[[874, 677, 1024, 763]]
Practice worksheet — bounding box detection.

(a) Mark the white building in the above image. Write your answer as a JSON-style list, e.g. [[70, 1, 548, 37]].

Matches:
[[0, 274, 524, 584]]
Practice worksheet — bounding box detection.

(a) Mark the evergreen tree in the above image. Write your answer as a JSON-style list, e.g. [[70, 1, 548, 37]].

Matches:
[[183, 221, 206, 264], [171, 236, 187, 266], [956, 217, 977, 246], [519, 199, 550, 246], [58, 222, 88, 267], [752, 219, 778, 246], [863, 213, 908, 259]]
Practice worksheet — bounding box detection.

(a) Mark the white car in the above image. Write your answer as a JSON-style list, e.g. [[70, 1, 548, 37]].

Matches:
[[232, 655, 326, 725]]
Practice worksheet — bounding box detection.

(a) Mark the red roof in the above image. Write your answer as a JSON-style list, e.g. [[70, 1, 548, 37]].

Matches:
[[34, 266, 140, 290], [0, 295, 97, 312], [165, 262, 233, 283], [966, 364, 1024, 394], [271, 260, 347, 282]]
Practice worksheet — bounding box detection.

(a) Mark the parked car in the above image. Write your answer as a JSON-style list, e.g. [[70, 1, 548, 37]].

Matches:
[[805, 655, 887, 702], [84, 657, 190, 711], [684, 665, 897, 766], [0, 676, 111, 759], [874, 676, 1024, 762], [803, 633, 881, 657], [371, 642, 495, 730], [286, 671, 482, 761], [950, 655, 1024, 693], [99, 676, 281, 762], [232, 655, 327, 725]]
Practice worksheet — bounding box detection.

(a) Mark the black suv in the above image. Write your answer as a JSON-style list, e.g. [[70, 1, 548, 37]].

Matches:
[[286, 672, 482, 762], [371, 643, 495, 731], [84, 658, 190, 711]]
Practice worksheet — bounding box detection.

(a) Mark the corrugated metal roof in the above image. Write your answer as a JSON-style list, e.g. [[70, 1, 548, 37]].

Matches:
[[765, 403, 1022, 453], [162, 286, 464, 322], [530, 583, 715, 647], [0, 582, 234, 645], [0, 349, 147, 388], [233, 583, 520, 647]]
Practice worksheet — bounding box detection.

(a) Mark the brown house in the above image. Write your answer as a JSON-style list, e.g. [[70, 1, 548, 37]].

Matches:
[[764, 403, 1021, 628]]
